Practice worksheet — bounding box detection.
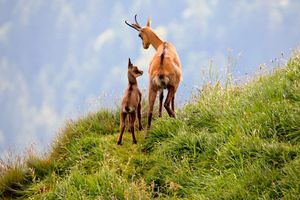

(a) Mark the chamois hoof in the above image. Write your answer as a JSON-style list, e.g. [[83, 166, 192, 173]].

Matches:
[[133, 140, 137, 144], [117, 141, 122, 145], [139, 126, 143, 131]]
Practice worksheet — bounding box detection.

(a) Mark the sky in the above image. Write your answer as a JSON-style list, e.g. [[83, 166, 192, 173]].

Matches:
[[0, 0, 300, 158]]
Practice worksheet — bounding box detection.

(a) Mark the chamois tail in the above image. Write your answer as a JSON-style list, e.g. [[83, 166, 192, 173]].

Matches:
[[160, 42, 167, 66]]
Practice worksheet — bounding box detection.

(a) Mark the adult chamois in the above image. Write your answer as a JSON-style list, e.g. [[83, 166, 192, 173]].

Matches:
[[125, 15, 182, 129], [117, 58, 143, 145]]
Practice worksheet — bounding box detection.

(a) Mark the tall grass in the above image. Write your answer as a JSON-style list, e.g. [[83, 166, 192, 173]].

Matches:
[[0, 53, 299, 199]]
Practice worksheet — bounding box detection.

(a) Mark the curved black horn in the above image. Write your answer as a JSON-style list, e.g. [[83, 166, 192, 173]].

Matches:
[[125, 20, 140, 31], [134, 14, 141, 27]]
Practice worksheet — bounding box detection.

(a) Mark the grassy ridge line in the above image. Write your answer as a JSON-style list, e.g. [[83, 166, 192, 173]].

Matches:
[[0, 53, 299, 199]]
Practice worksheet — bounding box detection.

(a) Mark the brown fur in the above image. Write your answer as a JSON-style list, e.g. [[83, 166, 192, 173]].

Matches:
[[125, 16, 182, 129], [117, 58, 143, 145]]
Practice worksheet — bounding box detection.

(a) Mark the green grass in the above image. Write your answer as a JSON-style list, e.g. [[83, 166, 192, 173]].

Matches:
[[1, 53, 300, 199]]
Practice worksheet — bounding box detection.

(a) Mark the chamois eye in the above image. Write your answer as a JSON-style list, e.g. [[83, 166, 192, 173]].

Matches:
[[138, 34, 142, 38]]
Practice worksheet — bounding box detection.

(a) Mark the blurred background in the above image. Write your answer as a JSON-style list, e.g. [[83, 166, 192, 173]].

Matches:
[[0, 0, 300, 157]]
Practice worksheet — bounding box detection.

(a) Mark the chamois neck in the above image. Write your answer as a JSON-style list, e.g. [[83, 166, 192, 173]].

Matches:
[[148, 29, 164, 50], [128, 72, 137, 85]]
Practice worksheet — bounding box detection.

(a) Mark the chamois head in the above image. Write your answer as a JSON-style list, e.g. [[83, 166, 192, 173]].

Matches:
[[128, 58, 143, 78], [125, 15, 152, 49]]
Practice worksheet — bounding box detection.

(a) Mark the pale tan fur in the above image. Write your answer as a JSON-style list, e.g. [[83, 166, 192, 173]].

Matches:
[[117, 58, 143, 145]]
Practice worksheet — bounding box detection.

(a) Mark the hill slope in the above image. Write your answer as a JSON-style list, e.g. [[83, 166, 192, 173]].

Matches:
[[1, 54, 300, 199]]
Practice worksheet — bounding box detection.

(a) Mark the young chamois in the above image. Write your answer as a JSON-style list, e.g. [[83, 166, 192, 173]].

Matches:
[[125, 15, 182, 129], [117, 58, 143, 145]]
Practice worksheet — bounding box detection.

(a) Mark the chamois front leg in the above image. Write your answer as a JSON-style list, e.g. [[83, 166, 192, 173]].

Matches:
[[158, 90, 164, 117], [128, 114, 132, 132], [147, 87, 158, 129], [117, 112, 127, 145], [129, 113, 137, 144], [164, 87, 176, 118], [137, 101, 143, 131], [127, 113, 131, 133]]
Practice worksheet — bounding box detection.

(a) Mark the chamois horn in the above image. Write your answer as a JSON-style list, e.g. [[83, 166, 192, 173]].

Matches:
[[134, 14, 141, 27], [125, 14, 141, 31]]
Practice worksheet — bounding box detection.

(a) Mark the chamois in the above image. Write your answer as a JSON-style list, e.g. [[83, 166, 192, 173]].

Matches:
[[117, 58, 143, 145], [125, 15, 182, 129]]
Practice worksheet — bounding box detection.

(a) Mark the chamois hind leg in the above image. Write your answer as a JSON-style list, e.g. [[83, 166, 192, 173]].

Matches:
[[158, 90, 164, 117], [147, 87, 158, 129], [171, 96, 175, 112], [117, 112, 127, 145], [129, 112, 137, 144], [137, 102, 143, 131], [164, 87, 176, 118]]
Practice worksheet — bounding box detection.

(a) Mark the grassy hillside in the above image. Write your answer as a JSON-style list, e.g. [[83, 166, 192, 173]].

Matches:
[[1, 53, 300, 199]]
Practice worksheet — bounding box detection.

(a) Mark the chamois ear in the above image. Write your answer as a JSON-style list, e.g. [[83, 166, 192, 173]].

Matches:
[[128, 58, 133, 68], [146, 16, 151, 27]]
